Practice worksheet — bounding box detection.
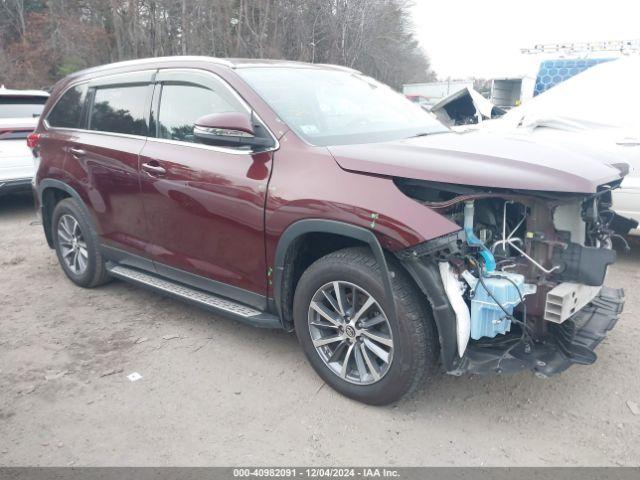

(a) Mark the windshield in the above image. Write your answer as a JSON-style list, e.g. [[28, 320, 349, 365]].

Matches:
[[0, 96, 47, 119], [238, 67, 447, 146]]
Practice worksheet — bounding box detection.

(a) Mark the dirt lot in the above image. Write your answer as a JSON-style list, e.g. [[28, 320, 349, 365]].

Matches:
[[1, 193, 639, 467]]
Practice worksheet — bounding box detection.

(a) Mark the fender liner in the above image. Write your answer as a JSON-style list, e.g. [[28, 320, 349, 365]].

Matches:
[[37, 179, 100, 248], [400, 258, 461, 372], [273, 219, 396, 330]]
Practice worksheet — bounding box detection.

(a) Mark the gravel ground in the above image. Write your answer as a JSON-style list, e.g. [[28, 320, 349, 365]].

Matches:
[[1, 193, 639, 467]]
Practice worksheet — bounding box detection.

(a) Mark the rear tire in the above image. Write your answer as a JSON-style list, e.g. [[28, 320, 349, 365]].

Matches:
[[293, 247, 438, 405], [52, 198, 110, 288]]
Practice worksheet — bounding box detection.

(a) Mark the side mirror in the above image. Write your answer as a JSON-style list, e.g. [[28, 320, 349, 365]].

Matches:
[[193, 112, 273, 149]]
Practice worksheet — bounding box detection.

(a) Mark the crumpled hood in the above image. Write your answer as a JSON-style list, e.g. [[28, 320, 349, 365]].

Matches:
[[327, 130, 628, 193]]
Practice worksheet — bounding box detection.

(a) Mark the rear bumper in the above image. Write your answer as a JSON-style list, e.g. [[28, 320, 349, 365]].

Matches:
[[450, 287, 625, 377], [0, 177, 32, 195]]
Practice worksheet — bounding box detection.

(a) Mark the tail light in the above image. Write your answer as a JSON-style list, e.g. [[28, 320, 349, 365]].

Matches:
[[27, 132, 40, 149]]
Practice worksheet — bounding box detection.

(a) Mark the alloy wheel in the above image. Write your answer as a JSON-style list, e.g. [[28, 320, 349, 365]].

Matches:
[[57, 214, 89, 275], [307, 281, 394, 385]]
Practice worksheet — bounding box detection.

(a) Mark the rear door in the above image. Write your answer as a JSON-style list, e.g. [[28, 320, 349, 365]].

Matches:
[[138, 69, 274, 307], [65, 72, 155, 263]]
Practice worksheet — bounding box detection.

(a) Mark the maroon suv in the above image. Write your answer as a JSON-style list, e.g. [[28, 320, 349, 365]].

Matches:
[[31, 57, 634, 404]]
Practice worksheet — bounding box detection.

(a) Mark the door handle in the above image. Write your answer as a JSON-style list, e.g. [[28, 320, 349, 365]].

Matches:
[[142, 161, 167, 176], [69, 147, 86, 158]]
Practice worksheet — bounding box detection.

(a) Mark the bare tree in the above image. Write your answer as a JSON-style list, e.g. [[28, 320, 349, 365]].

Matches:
[[0, 0, 435, 90]]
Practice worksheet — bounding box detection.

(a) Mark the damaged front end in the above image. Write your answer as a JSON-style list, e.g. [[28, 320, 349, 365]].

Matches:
[[396, 178, 636, 377]]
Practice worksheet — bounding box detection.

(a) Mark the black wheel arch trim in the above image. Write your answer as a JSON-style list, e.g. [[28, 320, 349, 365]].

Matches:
[[399, 258, 460, 372], [273, 219, 396, 330], [37, 178, 100, 249]]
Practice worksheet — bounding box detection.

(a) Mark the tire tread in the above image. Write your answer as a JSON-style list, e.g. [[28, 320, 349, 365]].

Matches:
[[52, 198, 110, 288], [294, 246, 439, 404]]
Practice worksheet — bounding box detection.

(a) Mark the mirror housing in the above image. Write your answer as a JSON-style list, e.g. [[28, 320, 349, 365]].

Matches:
[[194, 112, 273, 149]]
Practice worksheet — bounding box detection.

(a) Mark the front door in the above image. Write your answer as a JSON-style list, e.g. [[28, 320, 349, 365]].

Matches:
[[138, 69, 273, 307]]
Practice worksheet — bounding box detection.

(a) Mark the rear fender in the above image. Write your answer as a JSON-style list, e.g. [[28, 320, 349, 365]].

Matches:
[[38, 178, 100, 248]]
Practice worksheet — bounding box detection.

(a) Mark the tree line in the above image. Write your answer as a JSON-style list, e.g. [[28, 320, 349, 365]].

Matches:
[[0, 0, 435, 91]]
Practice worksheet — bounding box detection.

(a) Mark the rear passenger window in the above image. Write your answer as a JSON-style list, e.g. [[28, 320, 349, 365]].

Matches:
[[157, 83, 238, 143], [47, 84, 87, 128], [89, 85, 148, 136]]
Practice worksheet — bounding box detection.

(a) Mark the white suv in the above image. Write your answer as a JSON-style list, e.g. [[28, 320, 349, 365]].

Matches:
[[0, 86, 49, 195]]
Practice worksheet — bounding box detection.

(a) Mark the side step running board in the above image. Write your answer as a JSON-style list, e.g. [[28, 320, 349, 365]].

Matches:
[[107, 265, 282, 329]]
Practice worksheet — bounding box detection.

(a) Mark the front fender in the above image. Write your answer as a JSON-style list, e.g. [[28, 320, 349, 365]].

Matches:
[[272, 219, 396, 329]]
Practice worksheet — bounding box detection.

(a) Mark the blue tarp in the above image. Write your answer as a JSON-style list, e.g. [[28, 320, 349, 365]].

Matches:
[[534, 58, 614, 96]]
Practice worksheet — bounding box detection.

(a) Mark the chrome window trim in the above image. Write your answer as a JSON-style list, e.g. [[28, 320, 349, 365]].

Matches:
[[144, 136, 270, 155], [44, 67, 279, 155], [44, 124, 277, 155], [41, 125, 147, 141]]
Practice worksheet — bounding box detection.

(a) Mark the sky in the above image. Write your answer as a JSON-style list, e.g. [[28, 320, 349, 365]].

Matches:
[[410, 0, 640, 79]]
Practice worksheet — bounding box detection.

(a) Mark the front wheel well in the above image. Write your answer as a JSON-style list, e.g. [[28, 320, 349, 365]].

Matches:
[[278, 232, 367, 329], [41, 187, 71, 247]]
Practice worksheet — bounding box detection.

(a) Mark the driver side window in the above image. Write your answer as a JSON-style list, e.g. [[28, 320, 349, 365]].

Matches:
[[157, 83, 238, 143]]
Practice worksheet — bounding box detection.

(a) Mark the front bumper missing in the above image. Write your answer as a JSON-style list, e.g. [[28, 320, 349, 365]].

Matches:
[[449, 287, 624, 377]]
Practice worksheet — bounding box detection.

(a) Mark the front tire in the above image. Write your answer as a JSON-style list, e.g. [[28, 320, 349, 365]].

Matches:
[[52, 198, 110, 288], [293, 247, 438, 405]]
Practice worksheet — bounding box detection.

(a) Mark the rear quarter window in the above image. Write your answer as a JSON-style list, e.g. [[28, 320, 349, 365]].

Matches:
[[47, 84, 88, 128]]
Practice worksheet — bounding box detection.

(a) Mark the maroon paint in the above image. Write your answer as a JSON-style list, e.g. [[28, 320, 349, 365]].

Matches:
[[196, 112, 255, 134], [65, 131, 149, 255], [36, 57, 623, 302], [138, 140, 272, 295], [36, 131, 70, 186], [263, 131, 460, 255], [328, 131, 626, 194]]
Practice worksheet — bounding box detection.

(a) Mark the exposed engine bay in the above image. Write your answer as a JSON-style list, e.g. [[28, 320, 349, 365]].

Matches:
[[396, 178, 637, 377]]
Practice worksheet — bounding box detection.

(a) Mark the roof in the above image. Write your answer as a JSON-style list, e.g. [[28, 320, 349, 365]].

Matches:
[[0, 86, 49, 98], [65, 56, 359, 81], [228, 58, 358, 72]]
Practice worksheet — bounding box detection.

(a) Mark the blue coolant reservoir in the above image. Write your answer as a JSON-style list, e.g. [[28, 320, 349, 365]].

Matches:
[[464, 272, 536, 340]]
